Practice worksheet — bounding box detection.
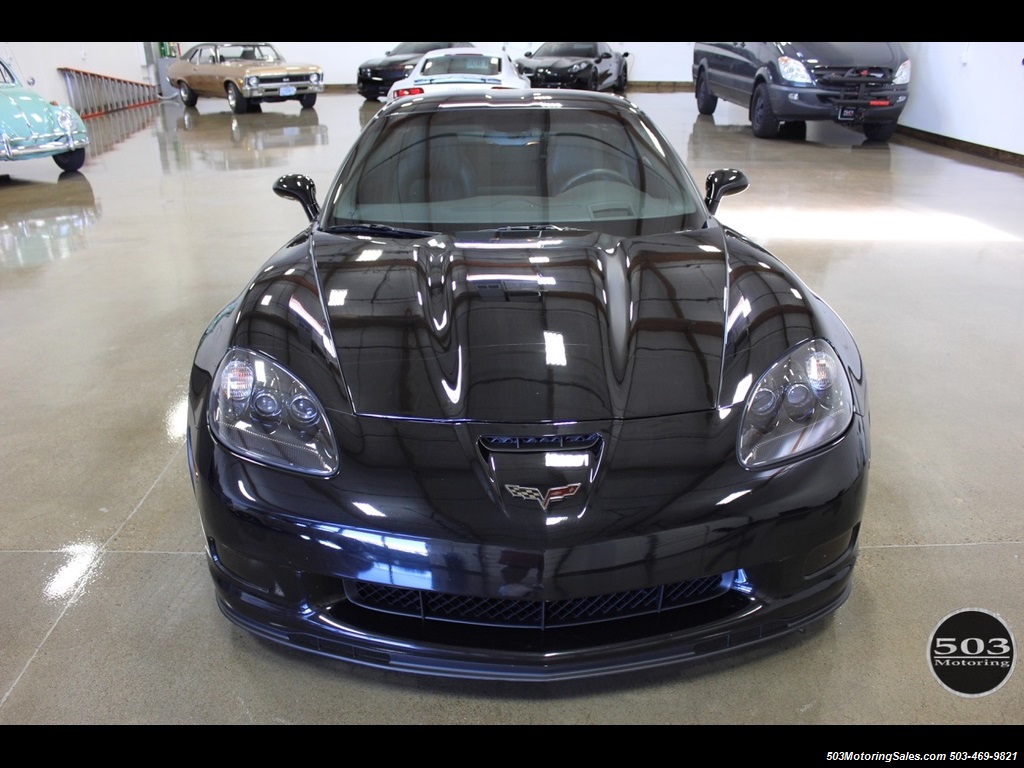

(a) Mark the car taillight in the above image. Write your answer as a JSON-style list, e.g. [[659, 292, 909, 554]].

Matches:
[[395, 87, 425, 98]]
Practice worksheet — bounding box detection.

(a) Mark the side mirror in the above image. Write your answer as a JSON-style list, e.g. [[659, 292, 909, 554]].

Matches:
[[524, 51, 534, 58], [274, 174, 319, 222], [704, 168, 749, 215]]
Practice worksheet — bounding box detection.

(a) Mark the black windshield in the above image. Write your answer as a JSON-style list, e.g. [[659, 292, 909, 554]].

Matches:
[[324, 102, 706, 238]]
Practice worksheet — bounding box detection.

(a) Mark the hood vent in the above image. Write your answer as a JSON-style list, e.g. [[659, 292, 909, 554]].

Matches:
[[473, 280, 543, 303], [480, 433, 602, 454]]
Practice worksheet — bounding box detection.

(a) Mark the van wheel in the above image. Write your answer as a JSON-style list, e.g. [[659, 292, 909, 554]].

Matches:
[[695, 71, 717, 115], [750, 83, 780, 138]]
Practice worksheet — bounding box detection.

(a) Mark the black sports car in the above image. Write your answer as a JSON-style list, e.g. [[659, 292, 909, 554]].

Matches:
[[516, 42, 629, 92], [357, 41, 475, 101], [187, 89, 870, 682]]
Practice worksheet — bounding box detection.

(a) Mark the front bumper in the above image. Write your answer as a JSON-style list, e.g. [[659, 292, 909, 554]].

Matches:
[[187, 407, 870, 681], [766, 83, 908, 125], [358, 72, 406, 99], [240, 82, 325, 100], [1, 130, 89, 161], [525, 72, 591, 90]]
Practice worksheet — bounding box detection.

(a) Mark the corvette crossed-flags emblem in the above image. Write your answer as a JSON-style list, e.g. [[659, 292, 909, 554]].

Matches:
[[505, 483, 582, 510]]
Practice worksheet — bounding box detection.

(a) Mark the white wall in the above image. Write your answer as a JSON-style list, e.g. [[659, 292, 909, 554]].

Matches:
[[1, 41, 150, 98], [899, 42, 1023, 158], [3, 41, 1021, 158]]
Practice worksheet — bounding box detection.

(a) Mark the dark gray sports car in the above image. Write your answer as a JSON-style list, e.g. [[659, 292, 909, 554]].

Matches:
[[515, 42, 629, 92], [187, 89, 870, 681]]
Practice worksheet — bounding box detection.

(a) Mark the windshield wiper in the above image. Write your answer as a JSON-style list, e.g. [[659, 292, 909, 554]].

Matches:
[[322, 223, 438, 239], [491, 225, 590, 236], [493, 225, 577, 233]]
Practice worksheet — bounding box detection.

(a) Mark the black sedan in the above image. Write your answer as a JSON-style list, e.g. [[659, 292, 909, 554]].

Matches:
[[187, 89, 870, 682], [516, 42, 629, 91], [357, 41, 474, 101]]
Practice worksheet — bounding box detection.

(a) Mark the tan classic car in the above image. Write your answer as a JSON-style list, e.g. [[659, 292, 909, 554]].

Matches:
[[167, 42, 325, 114]]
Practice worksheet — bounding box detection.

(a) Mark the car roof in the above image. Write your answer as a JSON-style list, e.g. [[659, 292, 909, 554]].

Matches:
[[423, 47, 498, 58], [191, 42, 273, 47], [379, 88, 628, 114]]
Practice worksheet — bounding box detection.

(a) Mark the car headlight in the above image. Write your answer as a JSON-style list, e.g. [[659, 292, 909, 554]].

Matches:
[[738, 340, 854, 468], [209, 348, 339, 476], [56, 106, 79, 132], [893, 59, 912, 85], [310, 72, 321, 84], [777, 56, 812, 84], [246, 75, 260, 88], [569, 61, 591, 74]]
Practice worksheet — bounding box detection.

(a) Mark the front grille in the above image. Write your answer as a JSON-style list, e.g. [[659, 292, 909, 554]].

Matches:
[[812, 65, 895, 86], [344, 572, 734, 629], [808, 66, 899, 109], [258, 75, 316, 86]]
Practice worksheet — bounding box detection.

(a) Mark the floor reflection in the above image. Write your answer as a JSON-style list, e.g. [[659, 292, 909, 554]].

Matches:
[[84, 103, 162, 157], [158, 103, 329, 171], [687, 114, 893, 171], [0, 172, 99, 269]]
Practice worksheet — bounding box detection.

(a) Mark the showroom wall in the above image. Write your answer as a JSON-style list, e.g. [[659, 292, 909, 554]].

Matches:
[[3, 41, 1022, 159]]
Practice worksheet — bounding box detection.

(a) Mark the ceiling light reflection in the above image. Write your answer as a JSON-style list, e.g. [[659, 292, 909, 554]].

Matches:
[[544, 331, 567, 366], [166, 396, 188, 441], [44, 542, 99, 600]]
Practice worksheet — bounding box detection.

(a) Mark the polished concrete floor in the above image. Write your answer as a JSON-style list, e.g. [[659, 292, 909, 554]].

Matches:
[[1, 90, 1021, 725]]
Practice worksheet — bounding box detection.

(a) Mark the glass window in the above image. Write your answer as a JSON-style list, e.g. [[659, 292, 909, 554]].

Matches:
[[536, 42, 598, 59], [422, 55, 501, 77], [326, 104, 703, 237]]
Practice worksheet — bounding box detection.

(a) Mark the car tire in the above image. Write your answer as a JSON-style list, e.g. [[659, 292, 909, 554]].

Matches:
[[53, 148, 85, 172], [178, 81, 198, 108], [863, 121, 897, 142], [588, 71, 599, 91], [299, 93, 317, 109], [750, 83, 780, 138], [614, 64, 628, 93], [226, 83, 248, 115], [695, 71, 717, 115]]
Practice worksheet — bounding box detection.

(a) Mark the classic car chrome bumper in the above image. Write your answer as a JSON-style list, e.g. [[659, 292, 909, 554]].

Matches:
[[1, 130, 90, 161], [241, 82, 325, 99]]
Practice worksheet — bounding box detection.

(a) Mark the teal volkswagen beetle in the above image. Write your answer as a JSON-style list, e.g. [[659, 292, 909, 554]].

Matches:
[[1, 57, 89, 172]]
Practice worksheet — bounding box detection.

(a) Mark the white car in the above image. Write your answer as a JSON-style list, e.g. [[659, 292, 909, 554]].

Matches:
[[387, 48, 531, 102]]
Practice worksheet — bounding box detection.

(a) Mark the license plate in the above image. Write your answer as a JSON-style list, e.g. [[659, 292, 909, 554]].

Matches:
[[839, 106, 857, 121], [280, 86, 297, 97]]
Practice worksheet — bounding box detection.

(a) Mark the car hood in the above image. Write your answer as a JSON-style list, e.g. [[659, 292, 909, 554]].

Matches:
[[361, 54, 421, 70], [523, 56, 591, 71], [299, 228, 736, 423], [221, 61, 321, 75], [0, 85, 76, 139], [780, 42, 906, 66]]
